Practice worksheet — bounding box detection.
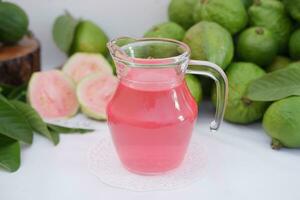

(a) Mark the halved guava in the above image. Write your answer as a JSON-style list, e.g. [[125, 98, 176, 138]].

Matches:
[[76, 73, 118, 120], [62, 53, 112, 83], [28, 70, 79, 119]]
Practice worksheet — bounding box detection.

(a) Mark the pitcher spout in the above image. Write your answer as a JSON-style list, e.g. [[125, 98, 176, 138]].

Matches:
[[107, 37, 136, 60]]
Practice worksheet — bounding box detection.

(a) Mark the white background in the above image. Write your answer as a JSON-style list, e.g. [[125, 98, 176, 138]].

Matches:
[[1, 0, 300, 200]]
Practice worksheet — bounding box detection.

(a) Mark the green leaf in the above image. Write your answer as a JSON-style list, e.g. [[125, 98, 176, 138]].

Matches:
[[52, 11, 78, 53], [246, 67, 300, 101], [47, 124, 93, 134], [0, 134, 21, 172], [6, 84, 27, 102], [10, 101, 59, 145], [48, 130, 60, 145], [0, 83, 27, 102], [0, 95, 33, 144], [0, 83, 15, 96]]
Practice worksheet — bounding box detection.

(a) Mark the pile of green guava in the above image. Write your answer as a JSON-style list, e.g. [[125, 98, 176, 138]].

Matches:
[[141, 0, 300, 150]]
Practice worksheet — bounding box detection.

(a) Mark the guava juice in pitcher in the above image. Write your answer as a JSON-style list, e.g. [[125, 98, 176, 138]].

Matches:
[[107, 37, 228, 175]]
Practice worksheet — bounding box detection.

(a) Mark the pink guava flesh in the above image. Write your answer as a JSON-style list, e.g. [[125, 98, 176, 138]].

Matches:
[[28, 70, 79, 119], [63, 53, 112, 83], [78, 74, 118, 118]]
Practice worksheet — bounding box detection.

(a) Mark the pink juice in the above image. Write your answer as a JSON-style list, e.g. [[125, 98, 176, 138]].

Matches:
[[107, 68, 198, 174]]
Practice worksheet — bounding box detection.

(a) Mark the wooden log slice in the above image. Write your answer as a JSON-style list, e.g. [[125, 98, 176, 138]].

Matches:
[[0, 33, 41, 86]]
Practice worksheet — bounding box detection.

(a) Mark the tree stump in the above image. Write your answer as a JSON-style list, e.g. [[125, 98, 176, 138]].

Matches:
[[0, 34, 41, 86]]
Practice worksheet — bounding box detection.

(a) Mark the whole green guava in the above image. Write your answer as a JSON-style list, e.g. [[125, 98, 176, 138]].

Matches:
[[144, 22, 185, 41], [193, 0, 248, 34], [289, 29, 300, 60], [0, 2, 29, 43], [237, 27, 278, 67], [263, 96, 300, 149], [168, 0, 198, 29], [212, 62, 268, 124], [283, 0, 300, 22], [266, 56, 291, 72], [70, 20, 108, 55], [183, 21, 234, 69], [248, 0, 293, 53], [185, 74, 202, 104]]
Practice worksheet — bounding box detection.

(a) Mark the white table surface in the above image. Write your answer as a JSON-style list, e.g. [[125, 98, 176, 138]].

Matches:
[[1, 102, 300, 200], [2, 0, 300, 199]]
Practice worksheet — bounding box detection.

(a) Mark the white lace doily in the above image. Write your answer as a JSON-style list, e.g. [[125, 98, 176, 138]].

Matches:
[[45, 114, 102, 130], [88, 134, 207, 191]]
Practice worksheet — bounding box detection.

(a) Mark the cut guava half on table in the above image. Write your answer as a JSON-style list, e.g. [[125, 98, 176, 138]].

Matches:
[[62, 52, 113, 83], [77, 73, 118, 120], [28, 70, 79, 119]]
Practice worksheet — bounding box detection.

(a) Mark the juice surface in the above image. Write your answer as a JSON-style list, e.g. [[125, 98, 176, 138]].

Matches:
[[107, 69, 198, 174]]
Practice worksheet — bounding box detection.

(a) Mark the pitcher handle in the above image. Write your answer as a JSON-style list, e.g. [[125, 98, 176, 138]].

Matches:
[[187, 60, 228, 131]]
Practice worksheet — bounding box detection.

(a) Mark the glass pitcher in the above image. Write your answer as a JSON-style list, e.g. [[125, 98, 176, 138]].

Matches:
[[107, 37, 228, 175]]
